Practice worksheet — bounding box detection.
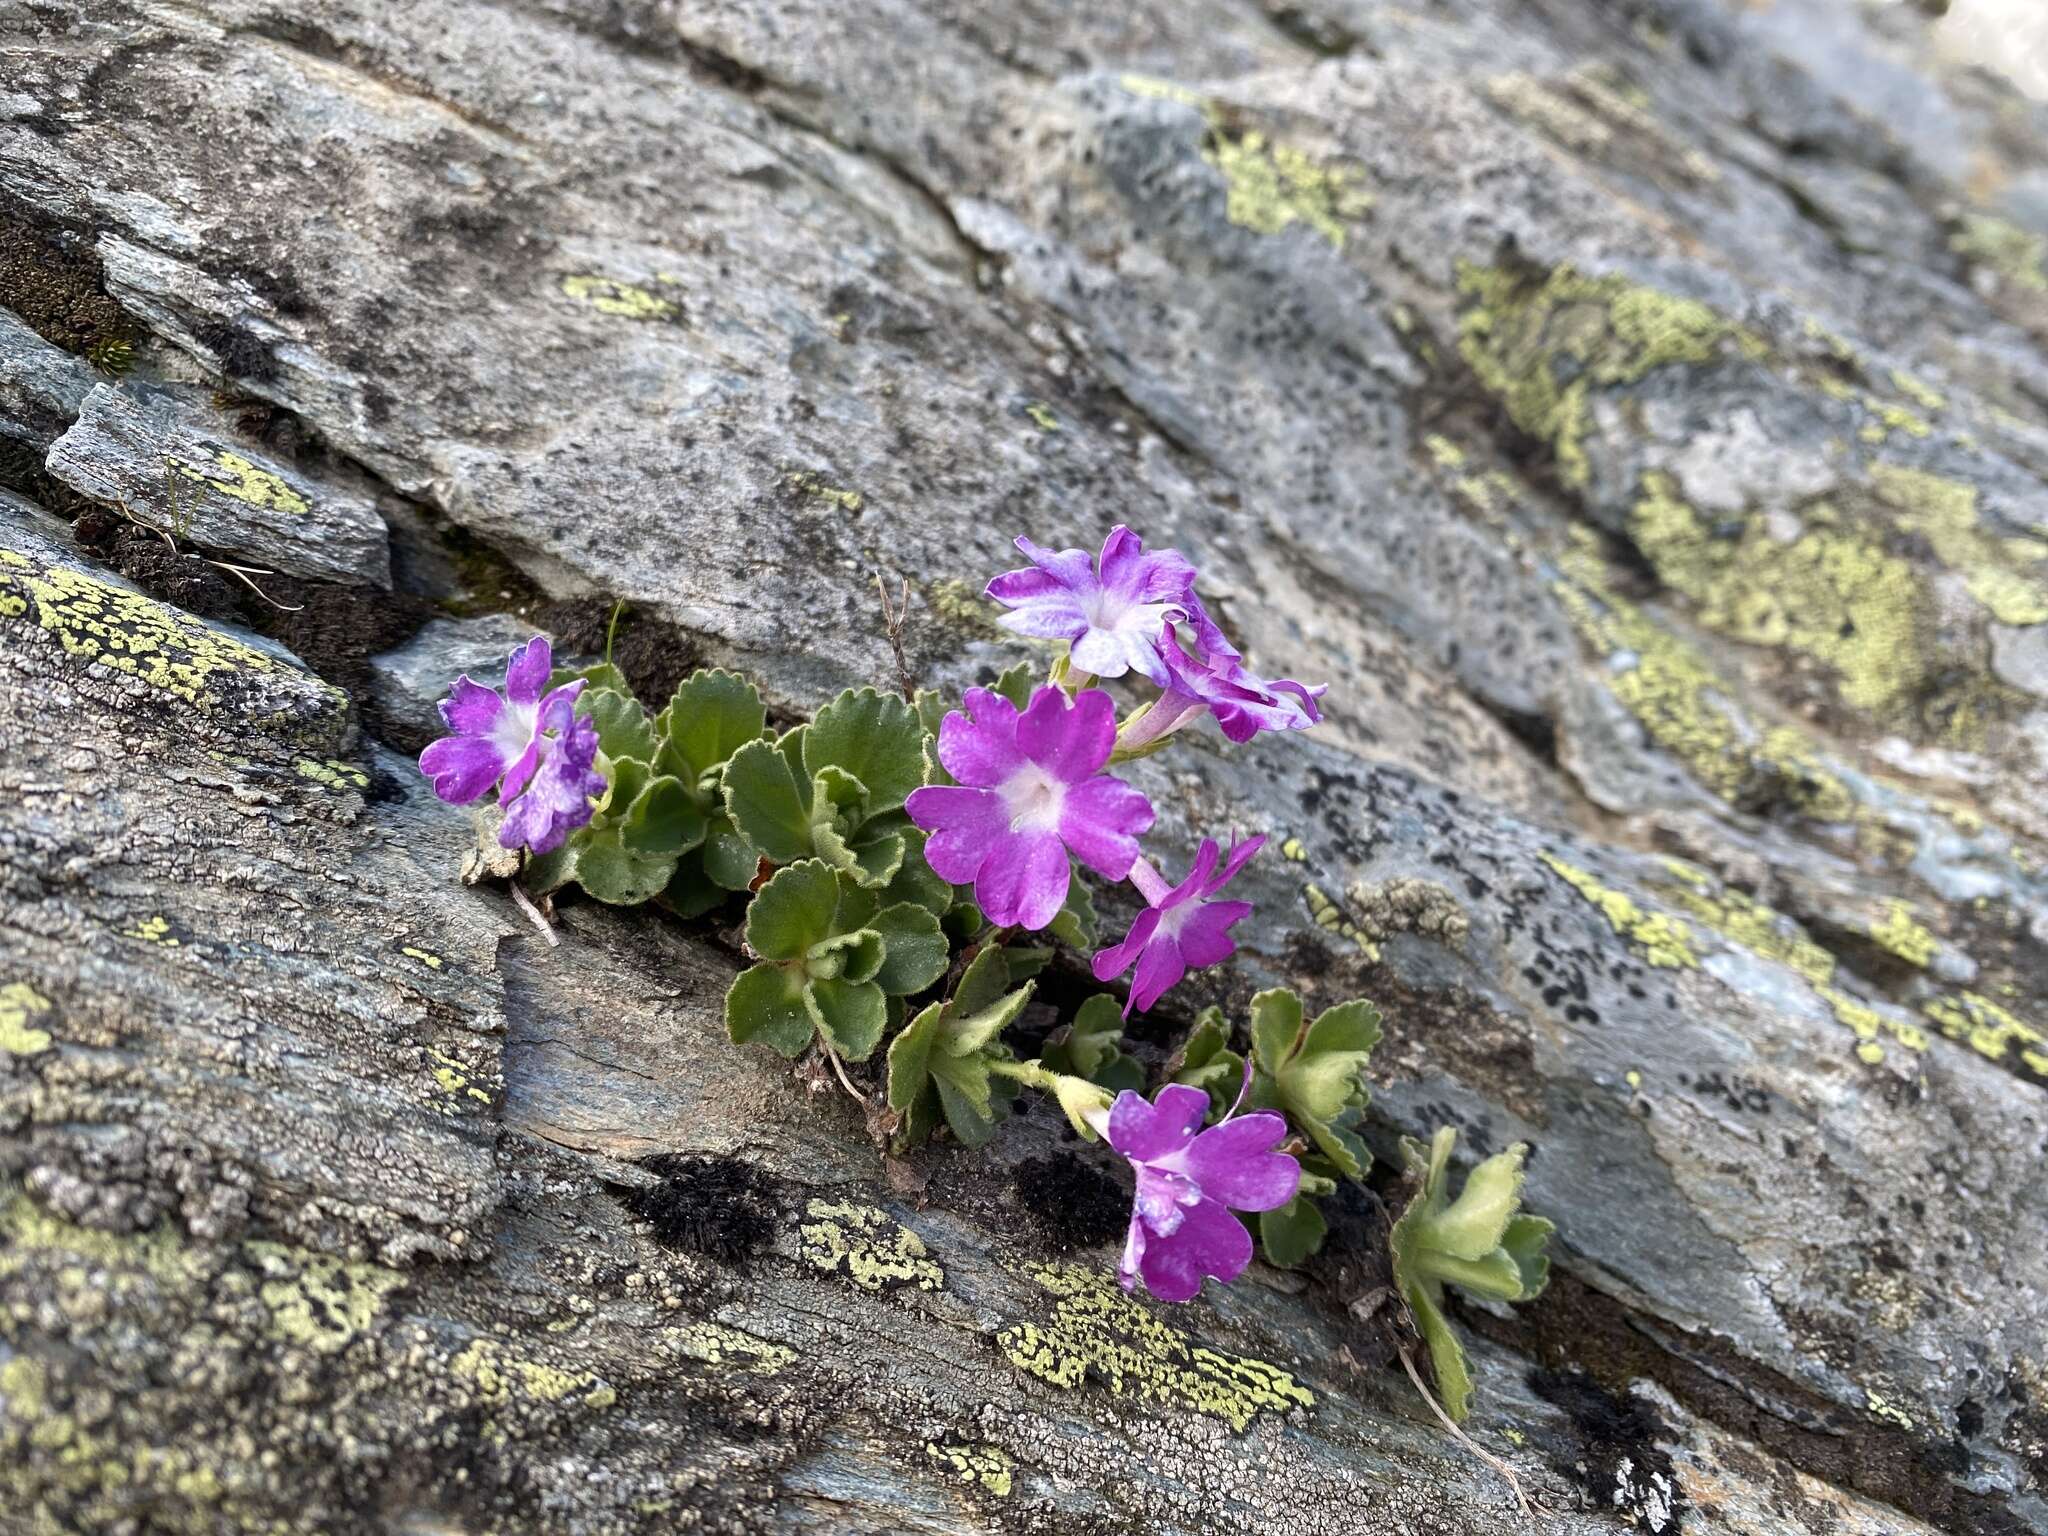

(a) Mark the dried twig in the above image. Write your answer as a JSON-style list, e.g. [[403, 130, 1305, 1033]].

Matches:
[[205, 559, 304, 612], [874, 569, 916, 702], [509, 880, 561, 948], [1398, 1344, 1538, 1519]]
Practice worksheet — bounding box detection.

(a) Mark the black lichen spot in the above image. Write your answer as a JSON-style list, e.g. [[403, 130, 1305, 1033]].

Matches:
[[614, 1154, 778, 1268], [1014, 1152, 1126, 1253], [194, 318, 281, 384], [1531, 1368, 1687, 1532]]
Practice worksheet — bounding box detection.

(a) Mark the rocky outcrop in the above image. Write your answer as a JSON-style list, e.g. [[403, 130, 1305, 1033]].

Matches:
[[4, 1, 2048, 1532]]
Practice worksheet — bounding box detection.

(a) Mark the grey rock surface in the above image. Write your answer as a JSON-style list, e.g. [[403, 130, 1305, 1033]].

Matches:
[[4, 0, 2048, 1532], [43, 382, 392, 587], [368, 612, 558, 744]]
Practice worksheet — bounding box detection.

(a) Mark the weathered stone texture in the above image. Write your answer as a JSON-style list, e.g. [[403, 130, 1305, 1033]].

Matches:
[[4, 0, 2048, 1531]]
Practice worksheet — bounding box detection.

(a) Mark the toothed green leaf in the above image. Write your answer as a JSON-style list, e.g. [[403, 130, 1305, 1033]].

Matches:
[[743, 859, 841, 961], [870, 902, 948, 996], [804, 975, 888, 1061], [803, 687, 928, 815], [723, 738, 813, 863], [1259, 1193, 1329, 1268], [726, 962, 813, 1057], [657, 668, 768, 784]]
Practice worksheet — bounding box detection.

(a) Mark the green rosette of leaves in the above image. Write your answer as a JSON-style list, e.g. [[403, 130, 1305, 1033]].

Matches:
[[1388, 1127, 1554, 1422], [722, 687, 950, 909], [726, 859, 950, 1063]]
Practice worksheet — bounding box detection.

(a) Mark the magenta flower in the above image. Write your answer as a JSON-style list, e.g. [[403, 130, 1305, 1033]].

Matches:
[[1094, 836, 1265, 1015], [906, 685, 1154, 930], [1107, 1080, 1300, 1302], [417, 636, 607, 854], [1118, 622, 1325, 750], [985, 526, 1198, 685]]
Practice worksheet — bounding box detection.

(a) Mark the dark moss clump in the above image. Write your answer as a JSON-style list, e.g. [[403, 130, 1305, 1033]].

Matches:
[[1013, 1152, 1127, 1253], [0, 200, 136, 359], [531, 598, 702, 705], [194, 318, 282, 384], [1529, 1368, 1688, 1530], [614, 1154, 778, 1268]]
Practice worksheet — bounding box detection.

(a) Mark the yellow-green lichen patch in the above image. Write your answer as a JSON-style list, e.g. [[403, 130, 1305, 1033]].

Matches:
[[798, 1198, 943, 1293], [0, 548, 342, 723], [168, 451, 311, 517], [785, 470, 862, 512], [0, 981, 54, 1055], [925, 1439, 1014, 1497], [402, 946, 444, 970], [1555, 533, 1858, 821], [1652, 860, 1929, 1061], [427, 1048, 492, 1109], [0, 1192, 195, 1289], [1922, 991, 2048, 1077], [1202, 130, 1372, 249], [1457, 261, 1762, 489], [452, 1337, 617, 1412], [1118, 73, 1206, 108], [1888, 371, 1947, 415], [671, 1321, 795, 1375], [1655, 863, 1832, 984], [1024, 401, 1060, 432], [243, 1240, 405, 1355], [559, 274, 684, 322], [996, 1263, 1313, 1432], [295, 757, 370, 792], [922, 577, 1005, 639], [1629, 475, 1927, 717], [1952, 215, 2048, 294], [1868, 901, 1937, 968], [1540, 853, 1697, 968], [1869, 464, 2048, 627], [121, 915, 180, 947], [1303, 883, 1379, 959]]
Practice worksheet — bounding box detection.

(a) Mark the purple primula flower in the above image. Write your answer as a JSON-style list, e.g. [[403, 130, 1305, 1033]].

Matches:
[[1094, 836, 1265, 1016], [1118, 623, 1326, 750], [906, 685, 1154, 931], [985, 526, 1198, 685], [418, 636, 607, 854], [1105, 1076, 1300, 1302]]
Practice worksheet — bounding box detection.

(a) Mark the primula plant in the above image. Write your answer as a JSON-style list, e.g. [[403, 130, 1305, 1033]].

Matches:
[[418, 525, 1554, 1442]]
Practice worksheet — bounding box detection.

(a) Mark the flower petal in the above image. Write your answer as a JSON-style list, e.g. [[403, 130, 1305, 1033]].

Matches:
[[904, 785, 1008, 883], [1016, 686, 1115, 782], [1058, 775, 1153, 881], [438, 676, 503, 735], [1126, 934, 1186, 1014], [1107, 1083, 1209, 1163], [1136, 1196, 1254, 1302], [1205, 835, 1266, 897], [1179, 1112, 1300, 1212], [986, 568, 1090, 639], [499, 708, 605, 854], [1092, 906, 1163, 983], [972, 826, 1070, 930], [937, 688, 1024, 786], [419, 733, 508, 804], [1098, 525, 1196, 606], [503, 636, 553, 706], [1175, 899, 1251, 970], [1117, 1212, 1148, 1293]]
